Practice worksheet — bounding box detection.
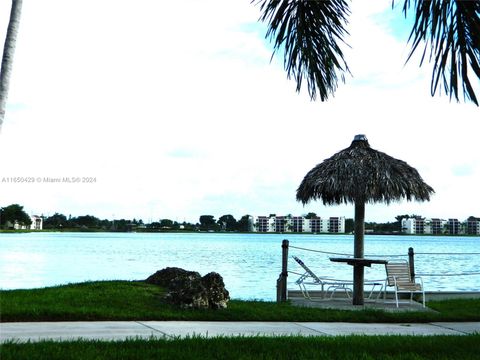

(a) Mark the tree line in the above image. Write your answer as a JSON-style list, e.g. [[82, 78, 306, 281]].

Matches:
[[4, 204, 475, 234], [0, 204, 253, 232], [0, 203, 404, 233]]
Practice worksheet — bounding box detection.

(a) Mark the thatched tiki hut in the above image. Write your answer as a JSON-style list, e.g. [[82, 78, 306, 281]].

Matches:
[[297, 135, 434, 305]]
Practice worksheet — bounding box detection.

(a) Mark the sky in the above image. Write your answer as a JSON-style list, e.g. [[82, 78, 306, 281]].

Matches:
[[0, 0, 479, 224]]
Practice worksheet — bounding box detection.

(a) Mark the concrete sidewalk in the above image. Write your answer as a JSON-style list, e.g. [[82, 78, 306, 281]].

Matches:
[[1, 321, 479, 342]]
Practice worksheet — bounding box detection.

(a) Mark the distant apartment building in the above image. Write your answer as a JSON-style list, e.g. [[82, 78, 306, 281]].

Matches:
[[415, 217, 426, 234], [291, 216, 304, 232], [429, 218, 443, 235], [308, 216, 322, 233], [328, 217, 344, 233], [402, 217, 451, 235], [447, 218, 460, 235], [253, 215, 345, 234], [12, 221, 27, 230], [402, 217, 425, 234], [401, 216, 480, 235], [11, 215, 43, 230], [30, 215, 43, 230], [256, 216, 271, 233], [467, 217, 480, 235], [274, 216, 287, 233]]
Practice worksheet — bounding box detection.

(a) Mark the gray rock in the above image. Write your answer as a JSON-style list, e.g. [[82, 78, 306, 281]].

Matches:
[[202, 272, 230, 309], [146, 268, 230, 309], [166, 274, 209, 309], [145, 267, 200, 288]]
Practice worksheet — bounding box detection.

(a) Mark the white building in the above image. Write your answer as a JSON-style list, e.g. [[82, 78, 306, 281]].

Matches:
[[9, 215, 43, 230], [13, 221, 27, 230], [30, 215, 43, 230], [253, 215, 345, 234], [447, 218, 460, 235], [328, 217, 345, 233], [467, 217, 480, 235], [305, 216, 323, 233], [402, 217, 450, 234], [291, 216, 304, 232], [402, 217, 426, 234], [427, 218, 444, 234], [255, 216, 274, 232]]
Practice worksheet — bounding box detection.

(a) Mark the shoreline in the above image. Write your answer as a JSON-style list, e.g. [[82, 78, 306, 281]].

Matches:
[[1, 229, 480, 237]]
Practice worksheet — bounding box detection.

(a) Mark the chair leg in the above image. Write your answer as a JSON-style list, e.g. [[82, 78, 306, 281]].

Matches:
[[341, 286, 352, 299], [300, 284, 311, 300], [376, 284, 383, 300], [367, 284, 374, 299], [367, 283, 382, 300]]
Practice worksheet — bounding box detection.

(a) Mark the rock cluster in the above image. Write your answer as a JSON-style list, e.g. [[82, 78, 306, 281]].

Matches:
[[145, 267, 230, 309]]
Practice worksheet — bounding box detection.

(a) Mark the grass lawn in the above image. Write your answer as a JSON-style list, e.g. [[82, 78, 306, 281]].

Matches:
[[1, 280, 480, 323], [2, 281, 480, 359], [2, 335, 480, 360]]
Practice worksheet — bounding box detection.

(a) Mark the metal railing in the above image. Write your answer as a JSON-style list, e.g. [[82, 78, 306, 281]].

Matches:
[[277, 239, 480, 302]]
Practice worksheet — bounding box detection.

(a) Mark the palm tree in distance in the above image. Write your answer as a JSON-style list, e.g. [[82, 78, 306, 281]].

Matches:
[[0, 0, 23, 132], [254, 0, 480, 106]]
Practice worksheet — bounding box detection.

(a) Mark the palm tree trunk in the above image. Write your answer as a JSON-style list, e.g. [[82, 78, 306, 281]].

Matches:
[[353, 200, 365, 305], [0, 0, 23, 132]]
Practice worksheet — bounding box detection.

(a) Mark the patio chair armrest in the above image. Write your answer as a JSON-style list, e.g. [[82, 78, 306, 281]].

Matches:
[[365, 279, 384, 286]]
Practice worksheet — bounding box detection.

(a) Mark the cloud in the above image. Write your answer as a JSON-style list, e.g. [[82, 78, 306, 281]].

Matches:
[[452, 164, 476, 177], [167, 148, 203, 159], [0, 1, 479, 223]]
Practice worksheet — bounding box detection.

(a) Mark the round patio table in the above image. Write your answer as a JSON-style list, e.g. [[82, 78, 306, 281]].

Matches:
[[329, 257, 387, 305]]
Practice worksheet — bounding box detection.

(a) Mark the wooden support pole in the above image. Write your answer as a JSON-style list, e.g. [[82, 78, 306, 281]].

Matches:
[[353, 201, 365, 305], [276, 239, 289, 302], [408, 247, 415, 281]]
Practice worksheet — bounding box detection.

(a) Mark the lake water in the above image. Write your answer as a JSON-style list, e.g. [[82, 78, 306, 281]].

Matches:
[[1, 232, 479, 300]]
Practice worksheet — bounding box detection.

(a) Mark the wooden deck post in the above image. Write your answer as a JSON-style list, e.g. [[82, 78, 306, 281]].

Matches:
[[276, 239, 289, 302], [408, 247, 415, 281], [353, 201, 365, 305]]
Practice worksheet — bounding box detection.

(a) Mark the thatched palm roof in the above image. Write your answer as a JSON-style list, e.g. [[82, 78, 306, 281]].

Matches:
[[297, 135, 434, 205]]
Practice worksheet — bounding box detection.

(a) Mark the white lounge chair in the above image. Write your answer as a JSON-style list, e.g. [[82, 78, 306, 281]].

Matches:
[[292, 256, 353, 300], [384, 260, 425, 307]]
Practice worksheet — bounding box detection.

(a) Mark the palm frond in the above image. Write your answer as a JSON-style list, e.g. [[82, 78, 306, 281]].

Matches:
[[254, 0, 351, 101], [402, 0, 480, 106]]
